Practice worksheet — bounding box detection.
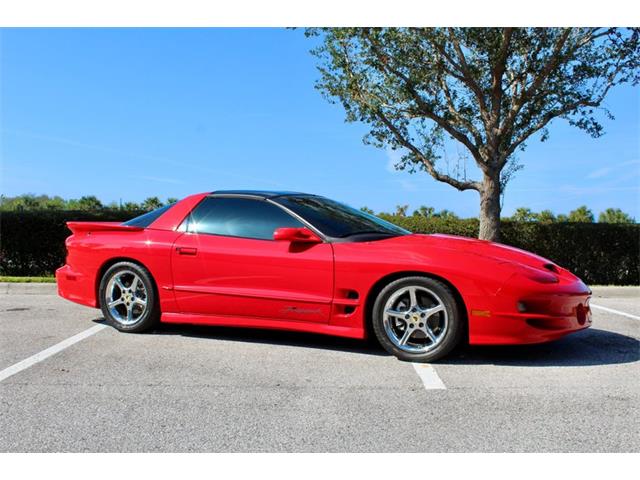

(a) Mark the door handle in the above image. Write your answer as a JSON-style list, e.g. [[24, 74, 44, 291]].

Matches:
[[176, 247, 198, 256]]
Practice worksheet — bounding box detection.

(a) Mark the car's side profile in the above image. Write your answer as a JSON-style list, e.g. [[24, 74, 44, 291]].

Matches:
[[56, 190, 592, 362]]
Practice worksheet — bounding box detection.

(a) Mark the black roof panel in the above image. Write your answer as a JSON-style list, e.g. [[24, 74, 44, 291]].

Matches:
[[211, 190, 310, 198]]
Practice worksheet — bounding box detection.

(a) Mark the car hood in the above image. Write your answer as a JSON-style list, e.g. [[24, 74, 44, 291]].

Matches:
[[382, 233, 555, 269]]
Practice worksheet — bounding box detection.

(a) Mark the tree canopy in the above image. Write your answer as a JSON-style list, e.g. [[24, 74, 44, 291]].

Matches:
[[0, 194, 176, 212], [306, 28, 639, 240], [598, 207, 635, 223]]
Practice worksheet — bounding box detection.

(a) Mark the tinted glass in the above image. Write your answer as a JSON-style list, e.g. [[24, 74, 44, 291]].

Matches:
[[123, 204, 173, 228], [185, 197, 303, 240], [275, 196, 409, 238]]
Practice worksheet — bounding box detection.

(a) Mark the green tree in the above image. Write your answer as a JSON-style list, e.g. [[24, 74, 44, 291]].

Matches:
[[360, 206, 375, 214], [22, 195, 42, 209], [395, 204, 409, 216], [436, 209, 459, 220], [0, 194, 40, 210], [413, 205, 435, 218], [44, 196, 66, 210], [142, 197, 164, 211], [1, 194, 67, 210], [510, 207, 537, 222], [306, 28, 639, 241], [537, 209, 556, 223], [598, 208, 635, 223], [71, 196, 103, 211], [122, 201, 141, 211], [167, 197, 179, 204], [568, 205, 595, 223]]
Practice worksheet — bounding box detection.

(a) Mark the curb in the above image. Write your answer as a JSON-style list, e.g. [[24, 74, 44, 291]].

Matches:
[[590, 285, 640, 298], [0, 282, 58, 295]]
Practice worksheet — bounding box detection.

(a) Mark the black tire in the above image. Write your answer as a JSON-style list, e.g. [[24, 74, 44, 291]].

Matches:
[[371, 276, 463, 363], [99, 261, 159, 333]]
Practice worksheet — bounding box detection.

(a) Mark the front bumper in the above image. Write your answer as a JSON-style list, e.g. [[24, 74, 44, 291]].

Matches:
[[468, 276, 592, 345]]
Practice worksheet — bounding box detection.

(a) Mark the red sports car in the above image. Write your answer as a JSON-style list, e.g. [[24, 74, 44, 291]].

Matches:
[[56, 190, 592, 362]]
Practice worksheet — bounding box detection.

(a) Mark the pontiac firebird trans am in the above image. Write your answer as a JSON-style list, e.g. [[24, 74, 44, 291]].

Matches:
[[56, 190, 592, 362]]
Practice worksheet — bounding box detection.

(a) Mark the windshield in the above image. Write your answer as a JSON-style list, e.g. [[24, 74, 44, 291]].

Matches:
[[275, 196, 410, 238]]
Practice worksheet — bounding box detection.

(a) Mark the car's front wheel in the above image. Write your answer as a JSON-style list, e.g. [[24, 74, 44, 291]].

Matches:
[[99, 261, 159, 332], [372, 276, 463, 362]]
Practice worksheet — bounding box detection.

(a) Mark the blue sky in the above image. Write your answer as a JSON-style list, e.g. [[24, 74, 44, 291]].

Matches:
[[1, 28, 639, 217]]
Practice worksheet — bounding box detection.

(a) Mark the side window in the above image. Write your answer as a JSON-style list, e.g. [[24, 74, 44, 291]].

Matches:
[[184, 197, 304, 240]]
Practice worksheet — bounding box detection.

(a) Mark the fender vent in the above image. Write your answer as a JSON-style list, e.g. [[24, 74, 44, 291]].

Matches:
[[543, 263, 559, 273]]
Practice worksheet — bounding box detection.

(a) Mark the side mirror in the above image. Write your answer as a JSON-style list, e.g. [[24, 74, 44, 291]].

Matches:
[[273, 227, 322, 244]]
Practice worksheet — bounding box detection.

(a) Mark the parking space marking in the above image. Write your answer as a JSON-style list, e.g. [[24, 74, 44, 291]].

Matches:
[[591, 303, 640, 321], [412, 363, 446, 390], [0, 323, 107, 383]]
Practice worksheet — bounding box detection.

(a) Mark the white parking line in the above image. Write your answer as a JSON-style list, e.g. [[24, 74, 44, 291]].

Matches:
[[591, 303, 640, 321], [0, 324, 108, 383], [412, 363, 446, 390]]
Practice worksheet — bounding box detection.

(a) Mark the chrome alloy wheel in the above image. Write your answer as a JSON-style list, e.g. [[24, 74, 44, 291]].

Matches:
[[104, 270, 148, 325], [382, 286, 448, 353]]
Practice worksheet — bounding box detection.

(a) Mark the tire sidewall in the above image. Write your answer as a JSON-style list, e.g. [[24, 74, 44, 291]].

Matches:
[[372, 276, 463, 362], [99, 262, 158, 332]]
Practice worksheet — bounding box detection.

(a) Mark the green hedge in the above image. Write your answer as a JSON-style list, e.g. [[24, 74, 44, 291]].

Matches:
[[379, 215, 639, 285], [1, 210, 638, 285], [0, 210, 143, 278]]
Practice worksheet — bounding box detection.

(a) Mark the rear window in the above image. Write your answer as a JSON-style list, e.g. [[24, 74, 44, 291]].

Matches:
[[122, 204, 173, 228]]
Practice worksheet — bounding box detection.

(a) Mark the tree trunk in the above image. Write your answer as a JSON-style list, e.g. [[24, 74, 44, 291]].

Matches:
[[479, 172, 502, 242]]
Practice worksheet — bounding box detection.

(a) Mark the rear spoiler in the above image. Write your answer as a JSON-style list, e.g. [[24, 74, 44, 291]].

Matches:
[[66, 221, 144, 233]]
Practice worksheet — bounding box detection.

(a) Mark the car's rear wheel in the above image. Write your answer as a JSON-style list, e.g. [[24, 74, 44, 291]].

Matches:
[[372, 276, 463, 362], [99, 261, 159, 332]]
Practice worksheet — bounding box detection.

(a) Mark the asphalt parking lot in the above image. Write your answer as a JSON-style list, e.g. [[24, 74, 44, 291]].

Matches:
[[0, 284, 638, 452]]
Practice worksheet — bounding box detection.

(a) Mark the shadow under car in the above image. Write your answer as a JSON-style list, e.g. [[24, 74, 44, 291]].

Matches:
[[92, 319, 638, 367]]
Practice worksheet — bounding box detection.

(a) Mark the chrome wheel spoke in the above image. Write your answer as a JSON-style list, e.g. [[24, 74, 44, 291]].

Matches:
[[385, 309, 407, 321], [425, 304, 444, 318], [133, 297, 147, 307], [399, 327, 413, 346], [130, 276, 139, 292], [422, 325, 438, 343], [108, 299, 124, 308], [408, 287, 419, 309], [114, 277, 127, 292]]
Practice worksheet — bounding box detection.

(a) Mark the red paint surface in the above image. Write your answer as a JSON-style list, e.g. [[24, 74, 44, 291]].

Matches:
[[56, 193, 592, 344]]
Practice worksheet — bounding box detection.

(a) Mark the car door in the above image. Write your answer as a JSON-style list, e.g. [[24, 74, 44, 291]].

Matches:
[[171, 196, 334, 323]]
